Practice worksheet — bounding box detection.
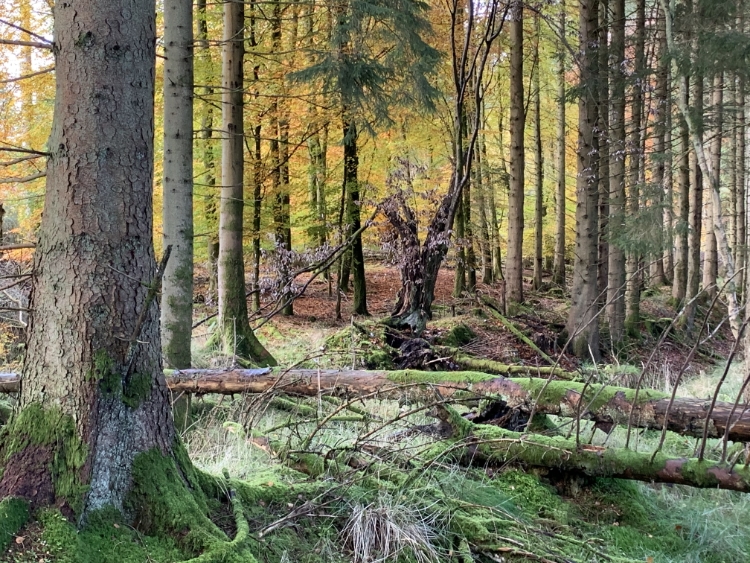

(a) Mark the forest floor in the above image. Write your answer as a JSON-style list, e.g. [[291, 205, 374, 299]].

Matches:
[[2, 259, 749, 563]]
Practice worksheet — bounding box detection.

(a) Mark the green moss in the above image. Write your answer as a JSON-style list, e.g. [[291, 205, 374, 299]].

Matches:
[[0, 404, 88, 514], [0, 497, 29, 551], [438, 323, 476, 348], [386, 370, 498, 385], [91, 350, 120, 397], [123, 372, 152, 409], [493, 470, 570, 523]]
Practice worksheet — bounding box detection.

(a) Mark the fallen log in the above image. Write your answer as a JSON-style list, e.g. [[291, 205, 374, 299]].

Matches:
[[432, 405, 750, 493], [1, 368, 749, 442]]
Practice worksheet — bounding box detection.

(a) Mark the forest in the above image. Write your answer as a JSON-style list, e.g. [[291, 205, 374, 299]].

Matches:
[[0, 0, 750, 561]]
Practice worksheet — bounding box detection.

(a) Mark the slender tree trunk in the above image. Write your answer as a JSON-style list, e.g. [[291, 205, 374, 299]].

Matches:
[[343, 120, 369, 315], [196, 0, 219, 303], [597, 0, 610, 301], [247, 0, 263, 313], [552, 1, 567, 288], [474, 126, 493, 285], [607, 0, 626, 345], [506, 0, 525, 304], [532, 13, 544, 291], [5, 0, 176, 519], [673, 75, 690, 303], [567, 0, 600, 359], [161, 0, 194, 369], [217, 0, 276, 365], [624, 0, 645, 334], [664, 85, 675, 285], [685, 74, 704, 329], [702, 73, 723, 301], [453, 198, 466, 296], [650, 18, 668, 287], [738, 67, 746, 298], [464, 167, 477, 293]]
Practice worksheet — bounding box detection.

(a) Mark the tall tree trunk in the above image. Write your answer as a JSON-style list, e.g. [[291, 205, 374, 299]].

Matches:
[[464, 165, 477, 293], [650, 17, 668, 287], [474, 124, 493, 285], [552, 1, 567, 288], [567, 0, 600, 359], [161, 0, 194, 369], [453, 198, 466, 296], [343, 120, 369, 315], [532, 13, 544, 291], [5, 0, 176, 519], [607, 0, 626, 345], [506, 0, 525, 304], [248, 0, 263, 313], [217, 0, 276, 365], [624, 0, 645, 335], [702, 73, 723, 301], [685, 74, 704, 330], [737, 65, 746, 298], [597, 0, 610, 301], [672, 75, 690, 303], [196, 0, 219, 303]]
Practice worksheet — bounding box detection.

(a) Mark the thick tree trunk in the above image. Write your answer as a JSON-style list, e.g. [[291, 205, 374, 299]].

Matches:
[[435, 406, 750, 493], [161, 0, 194, 369], [4, 0, 175, 519], [567, 0, 600, 359], [650, 20, 668, 287], [453, 199, 466, 297], [596, 0, 609, 303], [217, 0, 276, 365], [552, 2, 567, 288], [506, 0, 525, 304]]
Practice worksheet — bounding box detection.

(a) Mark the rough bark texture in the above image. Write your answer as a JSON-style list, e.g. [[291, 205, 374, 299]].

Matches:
[[344, 121, 369, 316], [155, 369, 750, 442], [217, 0, 276, 365], [606, 0, 626, 345], [435, 406, 750, 493], [532, 15, 544, 291], [9, 0, 175, 518], [672, 77, 690, 303], [161, 0, 194, 368], [701, 74, 722, 302], [566, 0, 600, 359], [506, 0, 525, 304], [552, 2, 567, 288]]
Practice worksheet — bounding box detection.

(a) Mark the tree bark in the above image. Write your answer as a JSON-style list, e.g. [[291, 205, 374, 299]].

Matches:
[[506, 0, 525, 304], [672, 76, 690, 303], [650, 18, 668, 287], [552, 1, 567, 288], [217, 0, 276, 365], [435, 406, 750, 493], [161, 0, 194, 369], [532, 13, 544, 291], [6, 0, 175, 518], [567, 0, 600, 359]]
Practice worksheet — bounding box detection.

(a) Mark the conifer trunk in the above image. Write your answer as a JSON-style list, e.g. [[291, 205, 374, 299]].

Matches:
[[4, 0, 176, 517], [506, 0, 525, 304], [161, 0, 194, 369], [552, 2, 567, 288], [567, 0, 600, 359], [532, 13, 544, 291], [672, 76, 690, 303]]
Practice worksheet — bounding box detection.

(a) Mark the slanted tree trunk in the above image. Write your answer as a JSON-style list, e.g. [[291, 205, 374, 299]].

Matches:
[[161, 0, 194, 369], [507, 0, 525, 304], [2, 0, 176, 519], [552, 1, 567, 288], [607, 0, 626, 346], [567, 0, 601, 359], [216, 0, 276, 365], [383, 0, 507, 333]]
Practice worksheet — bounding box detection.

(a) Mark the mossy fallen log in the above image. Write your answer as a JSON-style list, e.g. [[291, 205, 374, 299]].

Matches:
[[432, 405, 750, 493], [1, 369, 749, 441]]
